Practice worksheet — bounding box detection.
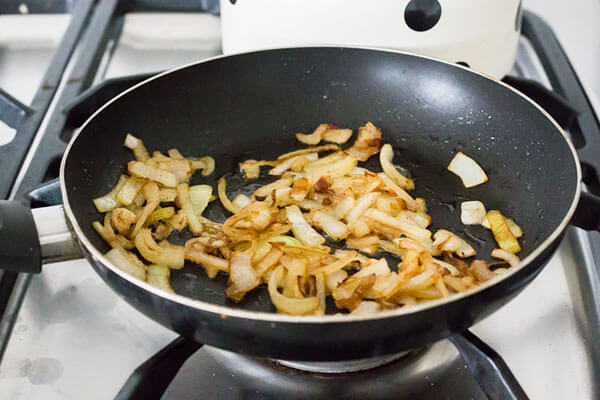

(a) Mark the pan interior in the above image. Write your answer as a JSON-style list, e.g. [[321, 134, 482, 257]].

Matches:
[[63, 47, 579, 313]]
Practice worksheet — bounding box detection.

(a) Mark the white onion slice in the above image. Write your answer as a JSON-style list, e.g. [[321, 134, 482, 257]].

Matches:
[[354, 258, 390, 278], [350, 301, 381, 315], [461, 200, 487, 225], [268, 266, 319, 314], [285, 205, 326, 246], [491, 248, 520, 268], [431, 258, 461, 276], [447, 152, 488, 188], [311, 210, 349, 240]]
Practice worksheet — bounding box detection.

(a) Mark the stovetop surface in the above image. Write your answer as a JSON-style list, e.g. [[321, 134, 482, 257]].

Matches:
[[0, 11, 598, 400]]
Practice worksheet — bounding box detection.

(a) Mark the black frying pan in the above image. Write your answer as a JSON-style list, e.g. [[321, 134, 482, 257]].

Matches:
[[2, 47, 594, 362]]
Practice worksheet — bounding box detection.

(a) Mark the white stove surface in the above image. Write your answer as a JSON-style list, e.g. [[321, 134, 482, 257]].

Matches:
[[0, 11, 597, 400]]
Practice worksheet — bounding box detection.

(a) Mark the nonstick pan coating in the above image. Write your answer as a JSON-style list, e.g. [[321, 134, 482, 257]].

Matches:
[[61, 47, 579, 359]]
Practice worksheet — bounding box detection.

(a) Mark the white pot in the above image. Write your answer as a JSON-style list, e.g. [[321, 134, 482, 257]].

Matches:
[[220, 0, 522, 78]]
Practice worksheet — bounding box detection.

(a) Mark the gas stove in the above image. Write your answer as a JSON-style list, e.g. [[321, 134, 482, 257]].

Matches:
[[0, 2, 599, 399]]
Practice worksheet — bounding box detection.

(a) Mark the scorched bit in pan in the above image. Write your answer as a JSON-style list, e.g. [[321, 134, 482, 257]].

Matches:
[[91, 122, 523, 315]]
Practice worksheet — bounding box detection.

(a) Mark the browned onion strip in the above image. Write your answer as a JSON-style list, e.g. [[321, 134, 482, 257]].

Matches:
[[218, 177, 241, 214], [128, 161, 178, 187], [134, 228, 184, 269], [124, 134, 150, 161]]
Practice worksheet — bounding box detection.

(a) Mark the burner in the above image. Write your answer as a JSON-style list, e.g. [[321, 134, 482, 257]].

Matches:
[[274, 351, 412, 373], [160, 341, 487, 400]]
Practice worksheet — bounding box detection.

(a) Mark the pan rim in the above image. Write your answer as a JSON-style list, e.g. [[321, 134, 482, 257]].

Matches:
[[60, 45, 582, 324]]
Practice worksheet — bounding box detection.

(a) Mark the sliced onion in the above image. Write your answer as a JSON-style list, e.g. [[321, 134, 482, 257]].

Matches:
[[190, 156, 215, 176], [226, 252, 260, 302], [218, 176, 241, 214], [270, 153, 317, 176], [315, 272, 326, 316], [145, 207, 175, 227], [365, 209, 431, 242], [296, 123, 335, 145], [135, 228, 184, 269], [185, 241, 229, 276], [93, 213, 133, 249], [432, 229, 476, 258], [379, 144, 414, 191], [311, 210, 349, 240], [333, 194, 356, 220], [482, 216, 491, 229], [347, 219, 371, 238], [131, 199, 159, 237], [277, 144, 340, 160], [93, 175, 128, 212], [461, 200, 487, 225], [396, 269, 435, 292], [325, 269, 348, 291], [307, 151, 344, 168], [129, 161, 178, 187], [268, 266, 319, 315], [158, 188, 177, 203], [315, 253, 359, 275], [105, 247, 146, 281], [323, 128, 352, 144], [346, 122, 382, 161], [280, 255, 307, 299], [295, 199, 323, 210], [189, 184, 212, 215], [377, 173, 418, 211], [147, 264, 174, 293], [167, 148, 184, 160], [156, 158, 193, 184], [111, 208, 137, 235], [471, 259, 496, 282], [239, 159, 274, 180], [354, 258, 390, 278], [447, 152, 488, 188], [116, 176, 144, 206], [487, 210, 521, 254], [285, 205, 325, 246], [404, 210, 431, 229], [306, 155, 357, 184], [346, 235, 380, 254], [350, 301, 381, 315], [431, 258, 461, 276], [177, 183, 203, 234], [254, 247, 283, 277], [345, 192, 379, 224], [506, 218, 523, 238], [254, 177, 294, 198], [296, 124, 352, 145], [491, 248, 520, 268], [332, 274, 376, 311], [443, 275, 468, 292], [124, 133, 150, 161]]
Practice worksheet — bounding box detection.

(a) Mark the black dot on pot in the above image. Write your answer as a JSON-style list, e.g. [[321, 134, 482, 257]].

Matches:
[[456, 61, 470, 68], [230, 0, 237, 4], [404, 0, 442, 32]]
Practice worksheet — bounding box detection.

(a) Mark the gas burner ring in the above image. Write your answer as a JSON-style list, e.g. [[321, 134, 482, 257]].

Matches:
[[273, 351, 413, 374]]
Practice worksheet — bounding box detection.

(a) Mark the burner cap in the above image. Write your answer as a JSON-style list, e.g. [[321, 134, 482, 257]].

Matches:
[[274, 351, 412, 373]]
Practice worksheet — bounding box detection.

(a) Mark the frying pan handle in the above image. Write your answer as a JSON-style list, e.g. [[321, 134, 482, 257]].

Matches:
[[31, 205, 83, 263], [0, 201, 82, 273], [450, 330, 529, 400], [0, 201, 41, 273], [570, 192, 600, 231]]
